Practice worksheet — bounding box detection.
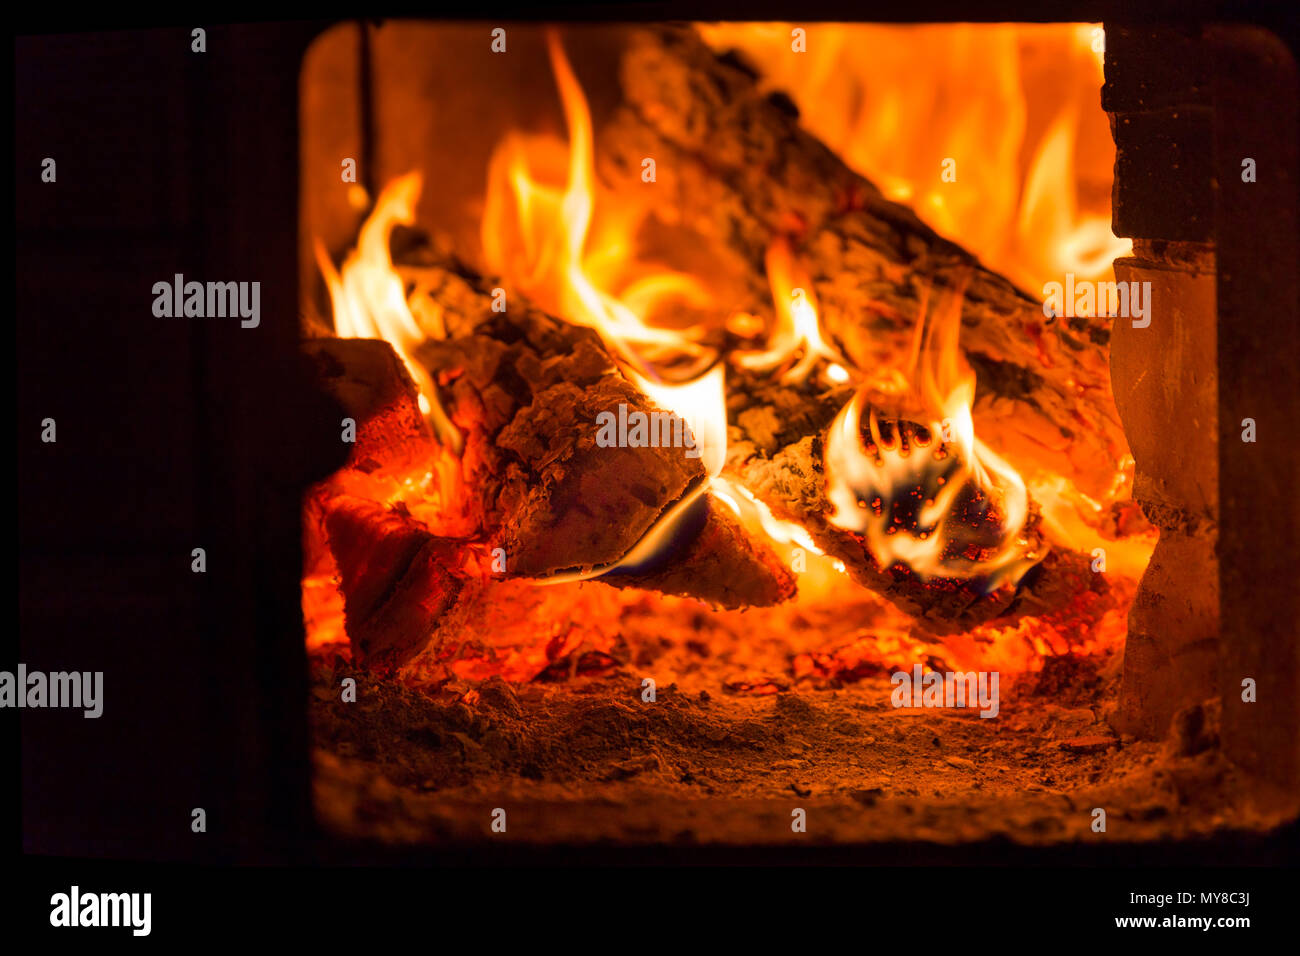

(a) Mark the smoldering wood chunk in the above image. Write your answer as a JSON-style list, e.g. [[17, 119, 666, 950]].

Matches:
[[301, 336, 434, 477], [601, 498, 797, 609], [597, 25, 1128, 501], [324, 495, 465, 668], [300, 336, 442, 579]]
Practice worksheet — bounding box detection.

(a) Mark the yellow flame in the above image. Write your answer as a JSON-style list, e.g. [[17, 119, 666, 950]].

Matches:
[[735, 237, 847, 384], [1017, 104, 1131, 287], [824, 281, 1039, 586], [696, 23, 1131, 292], [482, 31, 716, 378], [711, 478, 825, 560], [1030, 473, 1156, 580], [633, 363, 728, 479], [313, 173, 461, 453]]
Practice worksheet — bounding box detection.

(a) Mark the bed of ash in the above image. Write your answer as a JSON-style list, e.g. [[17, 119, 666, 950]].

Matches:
[[306, 568, 1274, 850]]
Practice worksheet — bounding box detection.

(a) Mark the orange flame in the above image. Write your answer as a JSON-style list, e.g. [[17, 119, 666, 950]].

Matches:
[[482, 31, 716, 381], [696, 22, 1131, 293], [736, 237, 848, 385], [314, 173, 461, 453]]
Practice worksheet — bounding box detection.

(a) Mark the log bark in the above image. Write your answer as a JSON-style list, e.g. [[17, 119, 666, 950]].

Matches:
[[595, 25, 1129, 502], [400, 253, 790, 606]]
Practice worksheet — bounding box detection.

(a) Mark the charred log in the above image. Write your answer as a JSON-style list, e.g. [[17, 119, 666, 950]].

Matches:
[[724, 371, 1110, 635]]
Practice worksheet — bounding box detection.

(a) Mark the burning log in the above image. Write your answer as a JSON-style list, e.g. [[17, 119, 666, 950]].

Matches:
[[725, 372, 1108, 634], [596, 25, 1129, 502], [304, 254, 796, 667], [303, 24, 1127, 660], [400, 254, 790, 605], [414, 291, 701, 574]]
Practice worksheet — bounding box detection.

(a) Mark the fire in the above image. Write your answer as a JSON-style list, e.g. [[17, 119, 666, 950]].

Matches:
[[481, 32, 732, 491], [824, 280, 1038, 586], [313, 174, 461, 453], [478, 31, 739, 578], [482, 32, 717, 383], [735, 237, 847, 385], [696, 22, 1131, 293], [305, 23, 1148, 676]]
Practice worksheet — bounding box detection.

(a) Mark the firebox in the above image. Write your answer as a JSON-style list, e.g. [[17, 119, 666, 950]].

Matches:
[[290, 20, 1299, 851], [15, 15, 1298, 868]]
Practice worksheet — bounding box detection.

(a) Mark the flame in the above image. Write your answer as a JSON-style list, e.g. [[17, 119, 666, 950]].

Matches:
[[697, 23, 1131, 292], [305, 23, 1148, 679], [736, 237, 846, 384], [1017, 103, 1131, 288], [482, 32, 716, 381], [482, 31, 731, 500], [634, 363, 728, 479], [314, 173, 462, 454], [1030, 473, 1156, 580], [824, 280, 1039, 586]]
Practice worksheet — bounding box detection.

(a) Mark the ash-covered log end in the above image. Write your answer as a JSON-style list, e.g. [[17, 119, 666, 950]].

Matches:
[[599, 497, 797, 609], [727, 414, 1107, 633], [324, 495, 465, 669], [491, 378, 704, 578], [408, 270, 710, 574]]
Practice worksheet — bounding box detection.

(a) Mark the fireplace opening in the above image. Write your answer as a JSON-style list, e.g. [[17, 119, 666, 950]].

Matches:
[[294, 21, 1292, 848]]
